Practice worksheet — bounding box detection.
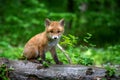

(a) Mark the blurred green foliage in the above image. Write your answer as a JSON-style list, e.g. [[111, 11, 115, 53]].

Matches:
[[105, 65, 116, 77], [1, 43, 120, 66], [0, 0, 120, 46], [0, 0, 120, 66], [0, 34, 120, 66]]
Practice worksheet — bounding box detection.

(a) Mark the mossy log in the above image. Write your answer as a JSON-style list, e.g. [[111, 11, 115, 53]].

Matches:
[[0, 58, 120, 80]]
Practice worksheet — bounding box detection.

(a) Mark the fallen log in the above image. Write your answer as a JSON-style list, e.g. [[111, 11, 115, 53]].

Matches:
[[0, 58, 120, 80]]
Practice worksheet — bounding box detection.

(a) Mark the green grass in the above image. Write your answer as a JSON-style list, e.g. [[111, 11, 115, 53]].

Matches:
[[0, 44, 120, 66], [0, 45, 22, 60]]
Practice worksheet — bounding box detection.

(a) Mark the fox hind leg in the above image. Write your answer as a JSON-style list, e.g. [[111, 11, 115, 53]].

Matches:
[[23, 46, 39, 62]]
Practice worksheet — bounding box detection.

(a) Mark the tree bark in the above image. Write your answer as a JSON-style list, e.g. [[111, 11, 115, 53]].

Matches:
[[0, 58, 119, 80]]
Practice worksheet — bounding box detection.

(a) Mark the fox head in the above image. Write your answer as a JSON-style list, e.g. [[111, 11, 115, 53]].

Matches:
[[45, 19, 65, 40]]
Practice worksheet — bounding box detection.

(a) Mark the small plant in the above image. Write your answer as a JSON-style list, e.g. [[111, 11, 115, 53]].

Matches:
[[37, 57, 42, 61], [105, 65, 116, 77], [77, 56, 94, 66], [0, 64, 9, 80], [42, 61, 49, 68], [83, 33, 92, 43], [59, 34, 95, 65], [19, 54, 26, 60], [82, 33, 96, 48], [60, 34, 78, 48]]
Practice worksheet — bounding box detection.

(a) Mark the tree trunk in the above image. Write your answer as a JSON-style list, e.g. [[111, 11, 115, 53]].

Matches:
[[0, 58, 119, 80]]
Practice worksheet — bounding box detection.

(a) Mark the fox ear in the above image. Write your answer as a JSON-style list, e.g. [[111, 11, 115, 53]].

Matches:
[[59, 19, 65, 26], [45, 18, 51, 27]]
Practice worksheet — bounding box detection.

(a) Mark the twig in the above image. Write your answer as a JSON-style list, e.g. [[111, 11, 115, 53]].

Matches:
[[57, 44, 72, 64]]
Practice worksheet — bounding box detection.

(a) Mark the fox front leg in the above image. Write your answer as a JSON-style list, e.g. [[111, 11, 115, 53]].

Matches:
[[50, 47, 63, 64]]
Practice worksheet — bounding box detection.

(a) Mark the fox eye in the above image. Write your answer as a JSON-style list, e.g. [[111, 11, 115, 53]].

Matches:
[[57, 31, 60, 33], [50, 30, 53, 33]]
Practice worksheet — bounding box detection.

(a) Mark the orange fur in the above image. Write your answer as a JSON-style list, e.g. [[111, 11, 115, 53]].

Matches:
[[23, 19, 64, 64]]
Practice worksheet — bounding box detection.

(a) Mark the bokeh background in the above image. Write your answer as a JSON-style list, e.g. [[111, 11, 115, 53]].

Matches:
[[0, 0, 120, 65]]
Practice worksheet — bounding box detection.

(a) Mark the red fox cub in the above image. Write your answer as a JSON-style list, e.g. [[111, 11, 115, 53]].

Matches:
[[23, 19, 64, 64]]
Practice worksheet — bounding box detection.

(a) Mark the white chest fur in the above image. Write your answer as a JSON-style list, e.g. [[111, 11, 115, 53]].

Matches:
[[45, 39, 59, 51]]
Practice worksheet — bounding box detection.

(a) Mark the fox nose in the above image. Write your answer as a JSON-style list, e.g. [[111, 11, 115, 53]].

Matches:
[[52, 36, 58, 39], [54, 37, 57, 39], [54, 37, 58, 39]]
